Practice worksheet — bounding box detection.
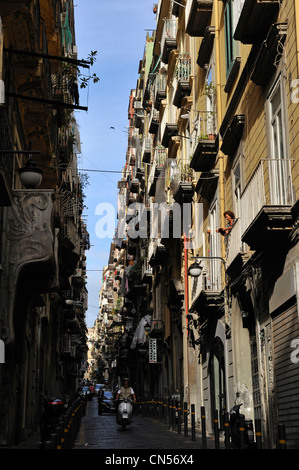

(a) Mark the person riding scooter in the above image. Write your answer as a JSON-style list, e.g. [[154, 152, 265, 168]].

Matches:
[[115, 378, 136, 427]]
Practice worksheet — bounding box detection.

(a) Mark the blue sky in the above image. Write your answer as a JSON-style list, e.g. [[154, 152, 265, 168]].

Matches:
[[74, 1, 156, 327]]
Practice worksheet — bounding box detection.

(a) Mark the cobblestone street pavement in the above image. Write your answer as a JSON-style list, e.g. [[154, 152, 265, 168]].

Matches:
[[74, 398, 210, 451]]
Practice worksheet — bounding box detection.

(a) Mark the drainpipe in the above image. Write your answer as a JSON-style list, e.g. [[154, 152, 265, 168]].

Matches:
[[214, 1, 226, 264], [295, 0, 299, 79], [184, 234, 190, 406]]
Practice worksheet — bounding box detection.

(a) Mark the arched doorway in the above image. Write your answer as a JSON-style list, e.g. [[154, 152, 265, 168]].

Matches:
[[210, 337, 227, 429]]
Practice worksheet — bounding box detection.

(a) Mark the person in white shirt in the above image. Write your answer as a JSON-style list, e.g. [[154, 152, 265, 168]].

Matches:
[[116, 378, 136, 403]]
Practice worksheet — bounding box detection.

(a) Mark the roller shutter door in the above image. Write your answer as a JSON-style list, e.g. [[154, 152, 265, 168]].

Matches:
[[272, 304, 299, 449]]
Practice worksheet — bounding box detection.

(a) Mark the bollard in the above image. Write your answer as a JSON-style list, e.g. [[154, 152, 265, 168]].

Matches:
[[55, 425, 62, 449], [255, 418, 262, 449], [224, 412, 230, 449], [278, 424, 286, 449], [191, 404, 196, 441], [239, 414, 245, 449], [168, 399, 172, 429], [184, 402, 188, 437], [163, 399, 167, 424], [214, 410, 220, 449], [59, 417, 66, 449], [172, 400, 176, 431], [177, 402, 181, 435], [201, 406, 207, 449], [62, 414, 69, 449]]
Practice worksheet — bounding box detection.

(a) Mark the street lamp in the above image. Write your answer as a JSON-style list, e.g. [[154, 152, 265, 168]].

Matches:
[[18, 154, 43, 188], [144, 320, 151, 333], [0, 150, 43, 188], [187, 259, 203, 277], [188, 255, 226, 277]]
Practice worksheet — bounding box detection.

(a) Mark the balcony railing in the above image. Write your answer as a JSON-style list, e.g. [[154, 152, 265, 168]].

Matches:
[[190, 258, 222, 309], [154, 72, 167, 105], [161, 18, 177, 63], [154, 146, 167, 168], [225, 158, 294, 264], [175, 54, 192, 82]]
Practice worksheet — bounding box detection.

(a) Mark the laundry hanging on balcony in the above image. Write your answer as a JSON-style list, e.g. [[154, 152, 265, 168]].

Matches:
[[130, 315, 151, 350]]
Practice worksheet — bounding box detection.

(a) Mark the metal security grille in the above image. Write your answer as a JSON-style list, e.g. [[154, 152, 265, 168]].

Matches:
[[272, 304, 299, 449], [250, 336, 261, 416]]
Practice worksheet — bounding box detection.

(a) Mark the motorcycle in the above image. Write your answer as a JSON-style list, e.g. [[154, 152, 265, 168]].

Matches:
[[39, 397, 65, 448], [229, 402, 255, 449], [116, 398, 133, 431]]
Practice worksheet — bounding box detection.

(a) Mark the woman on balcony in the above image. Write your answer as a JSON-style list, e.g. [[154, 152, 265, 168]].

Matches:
[[217, 211, 237, 236]]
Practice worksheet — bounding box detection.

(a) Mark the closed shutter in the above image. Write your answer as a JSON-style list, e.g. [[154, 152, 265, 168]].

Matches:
[[272, 304, 299, 449]]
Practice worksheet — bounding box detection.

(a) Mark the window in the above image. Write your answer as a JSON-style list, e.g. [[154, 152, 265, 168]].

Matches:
[[224, 1, 235, 77], [232, 155, 243, 218], [209, 198, 221, 290], [266, 75, 293, 205]]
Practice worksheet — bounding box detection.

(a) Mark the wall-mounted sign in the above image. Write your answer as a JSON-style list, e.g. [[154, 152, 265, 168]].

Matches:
[[149, 338, 157, 363]]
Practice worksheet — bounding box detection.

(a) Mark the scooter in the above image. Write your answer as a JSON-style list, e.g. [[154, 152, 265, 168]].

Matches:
[[116, 398, 133, 431], [39, 397, 65, 448], [229, 403, 255, 449]]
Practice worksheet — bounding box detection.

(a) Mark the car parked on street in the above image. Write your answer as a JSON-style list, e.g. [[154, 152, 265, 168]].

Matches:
[[101, 391, 115, 412]]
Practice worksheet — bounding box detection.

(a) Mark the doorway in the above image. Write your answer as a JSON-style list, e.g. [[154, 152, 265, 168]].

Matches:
[[210, 337, 227, 429]]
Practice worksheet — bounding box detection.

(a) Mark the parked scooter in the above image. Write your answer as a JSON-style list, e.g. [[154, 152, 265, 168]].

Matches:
[[39, 397, 65, 448], [229, 402, 255, 449], [116, 398, 133, 431]]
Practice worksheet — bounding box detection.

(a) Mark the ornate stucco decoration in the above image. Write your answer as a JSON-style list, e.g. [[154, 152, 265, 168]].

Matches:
[[2, 190, 59, 344]]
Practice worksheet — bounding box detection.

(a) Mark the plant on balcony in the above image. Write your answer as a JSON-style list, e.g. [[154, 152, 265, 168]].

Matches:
[[181, 161, 194, 182], [203, 81, 216, 100], [61, 50, 100, 90]]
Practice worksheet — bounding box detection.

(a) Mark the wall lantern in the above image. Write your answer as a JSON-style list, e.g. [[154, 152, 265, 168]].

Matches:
[[18, 153, 43, 188], [188, 255, 226, 277], [188, 259, 203, 277], [0, 150, 43, 189]]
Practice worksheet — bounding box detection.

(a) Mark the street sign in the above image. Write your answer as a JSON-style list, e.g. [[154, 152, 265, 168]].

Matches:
[[149, 338, 157, 363]]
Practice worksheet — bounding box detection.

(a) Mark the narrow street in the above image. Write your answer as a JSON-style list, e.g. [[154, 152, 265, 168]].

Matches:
[[74, 398, 220, 454]]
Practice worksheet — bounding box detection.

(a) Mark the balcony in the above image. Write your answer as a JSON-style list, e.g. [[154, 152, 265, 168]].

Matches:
[[142, 258, 153, 283], [172, 163, 194, 204], [197, 26, 215, 68], [189, 259, 224, 317], [149, 108, 159, 134], [161, 19, 178, 64], [142, 138, 152, 164], [173, 54, 192, 108], [161, 107, 178, 148], [251, 23, 287, 87], [242, 205, 293, 251], [172, 0, 185, 16], [225, 159, 294, 257], [154, 73, 167, 109], [233, 0, 280, 44], [224, 218, 247, 275], [148, 238, 167, 267], [220, 115, 245, 158], [190, 111, 218, 171], [185, 0, 213, 37], [195, 169, 219, 200]]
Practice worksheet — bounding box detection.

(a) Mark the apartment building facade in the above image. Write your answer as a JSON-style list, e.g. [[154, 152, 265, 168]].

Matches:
[[96, 0, 299, 449], [0, 0, 89, 445]]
